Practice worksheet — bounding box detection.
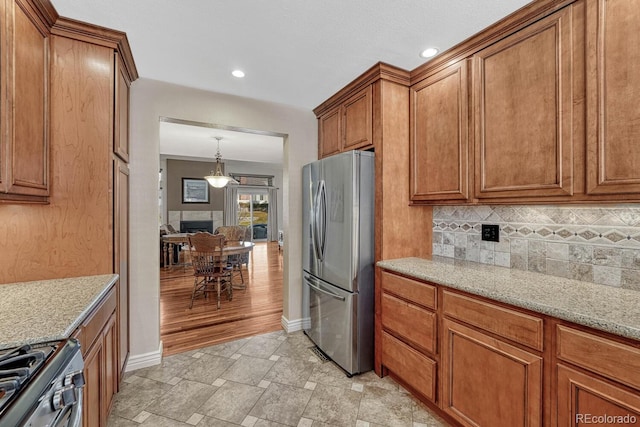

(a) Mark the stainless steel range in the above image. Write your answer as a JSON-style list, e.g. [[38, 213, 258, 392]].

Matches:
[[0, 339, 84, 427]]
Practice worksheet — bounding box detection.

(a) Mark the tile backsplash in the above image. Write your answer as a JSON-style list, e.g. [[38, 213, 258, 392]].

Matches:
[[432, 205, 640, 290]]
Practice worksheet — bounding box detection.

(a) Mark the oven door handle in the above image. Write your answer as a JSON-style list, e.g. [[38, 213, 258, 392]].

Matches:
[[68, 388, 82, 427]]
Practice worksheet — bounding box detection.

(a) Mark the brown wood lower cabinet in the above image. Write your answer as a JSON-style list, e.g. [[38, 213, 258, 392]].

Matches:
[[76, 286, 118, 427], [379, 271, 438, 403], [382, 332, 437, 402], [440, 319, 543, 427], [377, 269, 640, 427], [557, 364, 640, 427]]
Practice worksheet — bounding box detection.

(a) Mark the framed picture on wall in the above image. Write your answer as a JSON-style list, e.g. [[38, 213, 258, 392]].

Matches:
[[182, 178, 210, 203]]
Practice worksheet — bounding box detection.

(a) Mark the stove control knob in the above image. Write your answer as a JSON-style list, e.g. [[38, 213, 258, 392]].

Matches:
[[65, 370, 85, 388], [52, 385, 76, 410]]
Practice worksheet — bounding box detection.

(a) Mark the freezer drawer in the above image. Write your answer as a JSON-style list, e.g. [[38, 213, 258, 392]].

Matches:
[[303, 272, 372, 375]]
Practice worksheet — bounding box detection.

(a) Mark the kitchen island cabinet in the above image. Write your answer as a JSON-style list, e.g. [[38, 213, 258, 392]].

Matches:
[[376, 257, 640, 427]]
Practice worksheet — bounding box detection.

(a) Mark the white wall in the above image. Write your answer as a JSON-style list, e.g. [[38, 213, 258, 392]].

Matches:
[[129, 78, 317, 364]]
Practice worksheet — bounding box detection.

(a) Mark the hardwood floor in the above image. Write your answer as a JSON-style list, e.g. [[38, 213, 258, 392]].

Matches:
[[160, 242, 284, 356]]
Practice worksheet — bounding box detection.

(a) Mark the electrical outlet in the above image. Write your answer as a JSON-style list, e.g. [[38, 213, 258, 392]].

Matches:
[[481, 224, 500, 242]]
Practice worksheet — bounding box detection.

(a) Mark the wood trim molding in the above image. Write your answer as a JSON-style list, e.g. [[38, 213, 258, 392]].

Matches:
[[313, 62, 410, 116], [410, 0, 574, 84], [27, 0, 58, 28], [51, 17, 138, 81], [124, 340, 163, 371]]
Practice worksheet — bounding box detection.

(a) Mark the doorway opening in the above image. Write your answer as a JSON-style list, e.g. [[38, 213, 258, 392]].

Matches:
[[158, 117, 286, 355]]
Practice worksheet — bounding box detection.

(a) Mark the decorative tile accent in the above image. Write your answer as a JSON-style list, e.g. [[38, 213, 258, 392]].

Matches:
[[433, 205, 640, 289]]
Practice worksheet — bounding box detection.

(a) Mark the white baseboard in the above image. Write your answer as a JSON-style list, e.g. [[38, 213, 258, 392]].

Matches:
[[281, 315, 310, 333], [125, 341, 163, 372]]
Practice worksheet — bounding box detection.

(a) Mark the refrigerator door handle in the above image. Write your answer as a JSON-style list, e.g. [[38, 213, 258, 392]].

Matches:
[[318, 180, 327, 260], [304, 275, 346, 301], [312, 181, 322, 262]]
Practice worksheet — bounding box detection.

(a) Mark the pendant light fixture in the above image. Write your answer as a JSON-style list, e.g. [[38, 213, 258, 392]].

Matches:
[[204, 137, 239, 188]]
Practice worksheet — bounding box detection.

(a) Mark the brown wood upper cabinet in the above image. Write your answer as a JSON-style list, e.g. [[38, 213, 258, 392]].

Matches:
[[0, 0, 51, 203], [585, 0, 640, 195], [473, 6, 574, 200], [318, 105, 341, 158], [318, 85, 373, 158], [410, 60, 469, 202], [114, 54, 131, 162]]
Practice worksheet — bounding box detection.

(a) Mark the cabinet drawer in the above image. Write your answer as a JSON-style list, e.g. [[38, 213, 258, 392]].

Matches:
[[381, 271, 436, 309], [442, 290, 543, 351], [557, 325, 640, 391], [381, 293, 436, 354], [382, 331, 436, 402], [82, 287, 117, 354]]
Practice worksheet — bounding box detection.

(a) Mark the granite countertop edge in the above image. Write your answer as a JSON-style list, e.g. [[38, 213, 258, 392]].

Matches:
[[59, 274, 119, 341], [0, 274, 119, 350], [377, 257, 640, 342]]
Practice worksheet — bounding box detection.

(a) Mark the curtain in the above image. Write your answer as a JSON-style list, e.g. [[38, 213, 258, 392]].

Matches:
[[268, 187, 278, 241], [224, 186, 238, 226]]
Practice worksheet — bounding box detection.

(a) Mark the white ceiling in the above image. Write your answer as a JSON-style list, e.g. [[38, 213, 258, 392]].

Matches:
[[159, 120, 284, 164], [50, 0, 531, 164], [49, 0, 532, 111]]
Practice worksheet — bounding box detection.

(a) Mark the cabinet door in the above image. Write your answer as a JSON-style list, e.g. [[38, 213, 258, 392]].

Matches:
[[342, 85, 373, 151], [381, 293, 437, 354], [382, 331, 437, 402], [0, 0, 50, 200], [557, 364, 640, 427], [585, 0, 640, 195], [114, 160, 129, 381], [473, 7, 574, 200], [83, 337, 104, 427], [103, 313, 118, 422], [319, 105, 341, 158], [441, 319, 543, 427], [114, 54, 130, 162], [411, 60, 469, 202]]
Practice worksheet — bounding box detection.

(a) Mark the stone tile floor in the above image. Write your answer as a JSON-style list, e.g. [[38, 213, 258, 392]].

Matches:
[[108, 330, 448, 427]]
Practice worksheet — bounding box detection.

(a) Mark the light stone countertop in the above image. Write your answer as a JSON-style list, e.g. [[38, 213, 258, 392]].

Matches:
[[0, 274, 118, 350], [377, 257, 640, 341]]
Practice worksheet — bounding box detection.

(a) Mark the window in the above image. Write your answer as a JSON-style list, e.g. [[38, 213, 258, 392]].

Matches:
[[229, 173, 273, 187]]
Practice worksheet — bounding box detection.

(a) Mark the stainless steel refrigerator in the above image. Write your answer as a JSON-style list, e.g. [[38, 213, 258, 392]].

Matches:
[[302, 150, 374, 376]]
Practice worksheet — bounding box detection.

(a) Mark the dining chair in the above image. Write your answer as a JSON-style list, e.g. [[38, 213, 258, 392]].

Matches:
[[214, 225, 250, 288], [187, 232, 232, 309]]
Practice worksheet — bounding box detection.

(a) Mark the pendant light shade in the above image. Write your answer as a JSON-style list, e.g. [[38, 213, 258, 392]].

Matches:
[[204, 137, 239, 188]]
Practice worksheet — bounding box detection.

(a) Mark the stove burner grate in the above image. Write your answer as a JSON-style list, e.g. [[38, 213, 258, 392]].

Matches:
[[0, 344, 54, 413]]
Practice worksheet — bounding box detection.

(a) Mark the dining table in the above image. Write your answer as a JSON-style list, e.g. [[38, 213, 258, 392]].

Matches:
[[161, 233, 254, 268]]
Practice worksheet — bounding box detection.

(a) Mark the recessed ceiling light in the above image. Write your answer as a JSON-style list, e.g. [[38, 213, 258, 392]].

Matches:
[[232, 70, 245, 78], [420, 48, 439, 59]]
